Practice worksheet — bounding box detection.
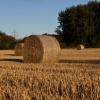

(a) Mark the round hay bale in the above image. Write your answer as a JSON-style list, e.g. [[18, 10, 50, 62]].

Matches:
[[77, 44, 84, 50], [15, 43, 24, 56], [23, 35, 61, 63]]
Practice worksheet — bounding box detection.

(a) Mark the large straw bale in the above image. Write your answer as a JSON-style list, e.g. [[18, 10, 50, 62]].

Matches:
[[15, 43, 24, 56], [23, 35, 61, 63], [77, 44, 85, 50]]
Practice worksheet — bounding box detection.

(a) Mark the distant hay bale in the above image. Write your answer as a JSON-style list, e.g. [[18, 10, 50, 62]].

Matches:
[[15, 43, 24, 56], [77, 44, 85, 50], [23, 35, 61, 63]]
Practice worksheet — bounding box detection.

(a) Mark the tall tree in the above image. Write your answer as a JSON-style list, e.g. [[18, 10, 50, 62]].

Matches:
[[56, 1, 100, 47]]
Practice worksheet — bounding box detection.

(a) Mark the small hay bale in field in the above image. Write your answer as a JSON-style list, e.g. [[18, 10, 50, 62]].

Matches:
[[23, 35, 61, 63], [15, 43, 24, 56], [77, 44, 85, 50]]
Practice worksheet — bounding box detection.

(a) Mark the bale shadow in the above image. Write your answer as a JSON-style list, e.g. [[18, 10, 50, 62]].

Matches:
[[59, 59, 100, 65], [0, 59, 23, 62], [4, 54, 16, 56]]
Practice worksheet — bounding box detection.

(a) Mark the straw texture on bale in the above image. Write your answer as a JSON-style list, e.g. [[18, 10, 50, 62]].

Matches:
[[77, 44, 84, 50], [15, 43, 24, 56], [23, 35, 60, 63]]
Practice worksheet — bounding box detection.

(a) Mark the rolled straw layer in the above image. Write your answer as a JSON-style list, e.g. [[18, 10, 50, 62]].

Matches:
[[23, 35, 60, 63], [77, 44, 85, 50], [15, 43, 24, 56]]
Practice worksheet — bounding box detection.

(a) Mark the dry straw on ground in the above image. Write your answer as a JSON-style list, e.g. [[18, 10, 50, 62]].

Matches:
[[14, 43, 24, 56], [23, 35, 61, 63], [0, 49, 100, 99], [77, 44, 85, 50]]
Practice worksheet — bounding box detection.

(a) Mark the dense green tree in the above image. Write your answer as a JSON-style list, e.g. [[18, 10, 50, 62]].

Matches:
[[0, 31, 17, 49], [56, 1, 100, 47]]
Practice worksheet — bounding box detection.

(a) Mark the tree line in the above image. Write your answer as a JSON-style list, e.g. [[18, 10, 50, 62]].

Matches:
[[56, 1, 100, 48], [0, 31, 20, 49]]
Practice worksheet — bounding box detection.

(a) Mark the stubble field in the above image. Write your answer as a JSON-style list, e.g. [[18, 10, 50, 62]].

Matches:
[[0, 48, 100, 100]]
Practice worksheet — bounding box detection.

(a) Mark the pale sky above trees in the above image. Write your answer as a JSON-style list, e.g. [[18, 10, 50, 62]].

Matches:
[[0, 0, 89, 38]]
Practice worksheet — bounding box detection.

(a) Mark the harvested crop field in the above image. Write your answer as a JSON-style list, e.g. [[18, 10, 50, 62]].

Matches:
[[0, 49, 100, 100]]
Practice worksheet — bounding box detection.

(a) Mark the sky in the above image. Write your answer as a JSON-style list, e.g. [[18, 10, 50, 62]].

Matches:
[[0, 0, 90, 39]]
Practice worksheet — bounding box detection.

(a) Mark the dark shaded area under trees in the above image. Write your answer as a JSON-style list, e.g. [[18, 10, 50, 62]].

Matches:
[[56, 1, 100, 48]]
